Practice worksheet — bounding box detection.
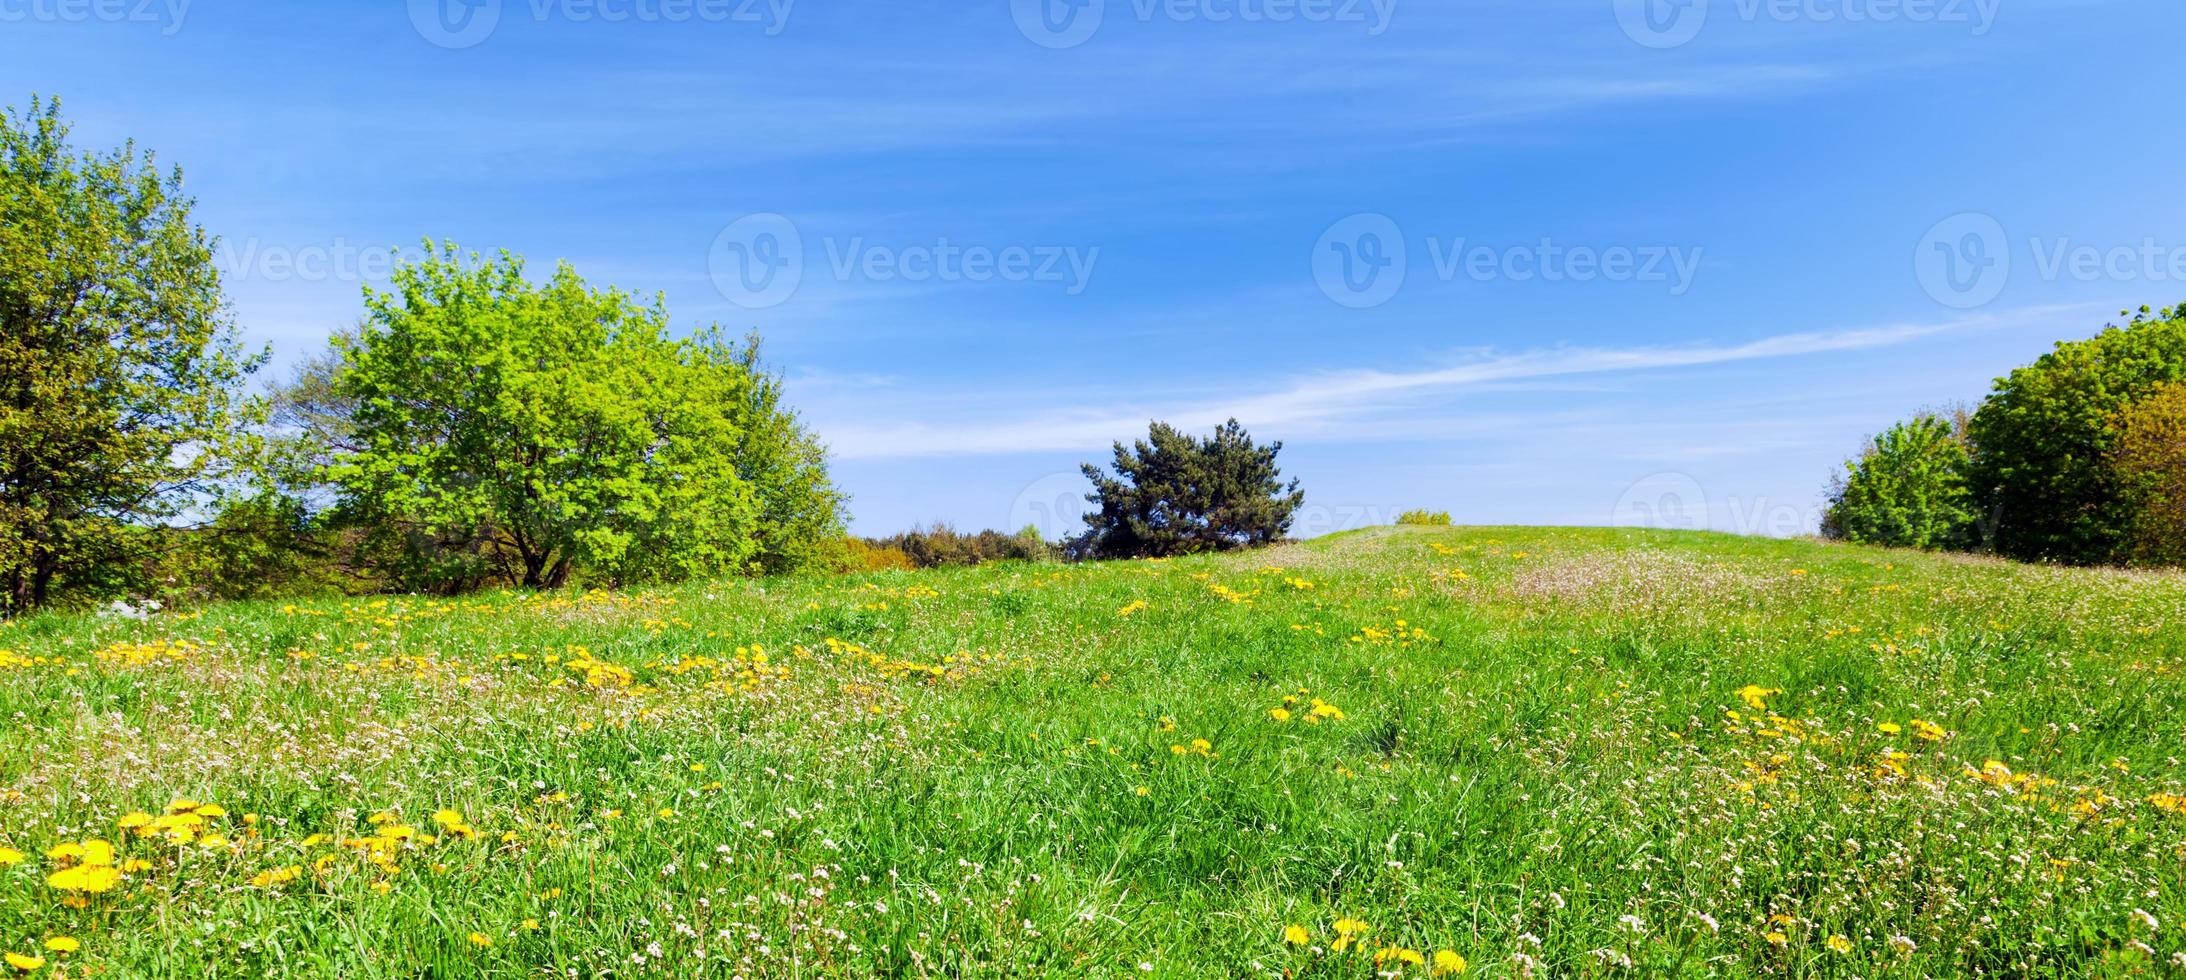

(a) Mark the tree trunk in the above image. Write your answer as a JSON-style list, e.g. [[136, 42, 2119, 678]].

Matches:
[[29, 558, 53, 609]]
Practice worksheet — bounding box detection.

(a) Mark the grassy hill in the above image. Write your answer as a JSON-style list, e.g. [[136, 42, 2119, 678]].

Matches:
[[2, 527, 2183, 977]]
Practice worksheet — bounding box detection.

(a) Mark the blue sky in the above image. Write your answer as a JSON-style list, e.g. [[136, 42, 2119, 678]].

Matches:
[[7, 0, 2183, 537]]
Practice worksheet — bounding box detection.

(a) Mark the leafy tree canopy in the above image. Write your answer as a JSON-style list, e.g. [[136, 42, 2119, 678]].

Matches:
[[325, 244, 841, 590], [1966, 305, 2186, 564], [1822, 411, 1978, 551], [0, 96, 263, 615], [2112, 379, 2186, 567]]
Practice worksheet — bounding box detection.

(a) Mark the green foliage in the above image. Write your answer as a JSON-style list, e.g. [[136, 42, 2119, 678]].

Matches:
[[1822, 412, 1979, 550], [863, 524, 1055, 568], [704, 338, 850, 577], [158, 493, 352, 605], [2112, 380, 2186, 567], [324, 244, 841, 591], [1396, 510, 1452, 526], [1078, 419, 1303, 558], [835, 536, 916, 573], [1966, 305, 2186, 564], [0, 96, 264, 615]]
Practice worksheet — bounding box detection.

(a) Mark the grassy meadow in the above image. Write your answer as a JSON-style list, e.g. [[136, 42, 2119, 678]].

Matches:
[[2, 526, 2185, 977]]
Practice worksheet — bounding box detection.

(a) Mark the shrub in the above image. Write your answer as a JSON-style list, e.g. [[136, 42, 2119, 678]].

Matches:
[[1078, 419, 1303, 558], [1822, 412, 1978, 551], [836, 537, 917, 573], [1966, 305, 2186, 564], [863, 524, 1054, 568], [2112, 380, 2186, 566], [1396, 510, 1452, 526]]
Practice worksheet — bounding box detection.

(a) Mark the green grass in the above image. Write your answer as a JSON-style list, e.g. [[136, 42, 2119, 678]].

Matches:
[[3, 526, 2185, 977]]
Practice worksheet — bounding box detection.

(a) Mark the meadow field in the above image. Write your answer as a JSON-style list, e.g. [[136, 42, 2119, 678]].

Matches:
[[2, 526, 2184, 978]]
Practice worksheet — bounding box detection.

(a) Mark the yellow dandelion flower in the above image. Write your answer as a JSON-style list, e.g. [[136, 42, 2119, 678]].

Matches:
[[1283, 924, 1309, 945], [45, 865, 121, 894], [38, 940, 75, 955], [0, 848, 22, 866], [1433, 950, 1468, 975], [1736, 685, 1780, 710], [1826, 934, 1853, 954], [467, 932, 493, 948], [4, 953, 44, 972], [1269, 707, 1292, 722]]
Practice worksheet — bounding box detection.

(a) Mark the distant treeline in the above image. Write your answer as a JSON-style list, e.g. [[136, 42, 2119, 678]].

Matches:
[[842, 525, 1058, 572]]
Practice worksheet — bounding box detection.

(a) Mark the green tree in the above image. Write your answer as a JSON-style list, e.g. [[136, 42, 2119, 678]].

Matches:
[[327, 244, 841, 590], [1822, 411, 1978, 550], [1966, 305, 2186, 564], [0, 96, 263, 615], [1078, 419, 1303, 558], [694, 335, 847, 577], [2111, 380, 2186, 566]]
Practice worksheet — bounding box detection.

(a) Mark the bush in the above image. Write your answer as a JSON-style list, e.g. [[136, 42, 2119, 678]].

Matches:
[[1078, 419, 1303, 558], [2112, 380, 2186, 566], [863, 524, 1054, 568], [1966, 305, 2186, 564], [836, 537, 917, 573], [1396, 510, 1452, 526], [1822, 412, 1979, 550]]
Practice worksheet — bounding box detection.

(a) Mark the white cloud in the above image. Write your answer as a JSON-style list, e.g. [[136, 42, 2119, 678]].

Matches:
[[819, 305, 2079, 459]]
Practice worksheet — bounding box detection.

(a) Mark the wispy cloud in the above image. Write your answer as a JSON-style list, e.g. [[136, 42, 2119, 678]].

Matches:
[[819, 305, 2079, 458]]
